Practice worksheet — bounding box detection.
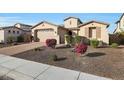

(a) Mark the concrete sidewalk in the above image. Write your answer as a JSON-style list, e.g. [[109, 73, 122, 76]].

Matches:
[[0, 54, 111, 80], [0, 42, 44, 55]]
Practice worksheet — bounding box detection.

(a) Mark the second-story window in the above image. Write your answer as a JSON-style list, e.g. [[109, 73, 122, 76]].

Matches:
[[17, 31, 19, 34], [13, 31, 15, 34], [8, 30, 11, 34]]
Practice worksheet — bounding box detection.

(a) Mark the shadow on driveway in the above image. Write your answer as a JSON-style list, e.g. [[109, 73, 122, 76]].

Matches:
[[85, 52, 106, 57]]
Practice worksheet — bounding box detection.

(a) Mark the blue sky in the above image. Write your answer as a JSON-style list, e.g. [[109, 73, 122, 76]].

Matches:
[[0, 13, 122, 33]]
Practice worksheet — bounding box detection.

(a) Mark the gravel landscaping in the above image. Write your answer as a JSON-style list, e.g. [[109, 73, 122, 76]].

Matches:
[[0, 42, 28, 48], [12, 46, 124, 79]]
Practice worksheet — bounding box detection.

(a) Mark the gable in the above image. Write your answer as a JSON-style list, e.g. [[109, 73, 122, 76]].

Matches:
[[79, 21, 109, 28], [32, 21, 58, 30]]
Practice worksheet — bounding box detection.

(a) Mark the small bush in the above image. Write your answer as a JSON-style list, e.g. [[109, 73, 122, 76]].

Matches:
[[11, 42, 18, 46], [17, 35, 24, 42], [7, 36, 16, 43], [75, 36, 82, 44], [75, 36, 90, 45], [90, 39, 99, 48], [50, 54, 58, 61], [34, 47, 41, 51], [110, 43, 118, 48], [75, 44, 88, 54], [65, 35, 74, 46], [46, 39, 57, 48]]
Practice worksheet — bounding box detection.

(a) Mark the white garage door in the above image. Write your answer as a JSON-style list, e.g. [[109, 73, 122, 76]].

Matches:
[[37, 29, 60, 44]]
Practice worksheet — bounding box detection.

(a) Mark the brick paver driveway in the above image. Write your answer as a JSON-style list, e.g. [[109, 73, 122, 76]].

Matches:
[[0, 42, 44, 55]]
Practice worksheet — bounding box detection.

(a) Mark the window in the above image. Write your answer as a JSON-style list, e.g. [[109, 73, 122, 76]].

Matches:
[[89, 28, 92, 38], [8, 30, 11, 33], [13, 31, 15, 34], [17, 31, 19, 34], [70, 21, 72, 25]]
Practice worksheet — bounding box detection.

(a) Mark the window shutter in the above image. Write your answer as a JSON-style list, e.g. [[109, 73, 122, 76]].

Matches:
[[85, 27, 89, 38], [96, 27, 101, 38]]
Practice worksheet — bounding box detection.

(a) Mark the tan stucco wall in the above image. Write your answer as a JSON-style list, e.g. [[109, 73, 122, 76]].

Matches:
[[71, 29, 79, 35], [114, 15, 124, 33], [0, 29, 5, 43], [58, 27, 69, 44], [114, 23, 122, 33], [32, 22, 61, 44], [79, 22, 109, 44], [120, 15, 124, 29], [64, 18, 79, 28]]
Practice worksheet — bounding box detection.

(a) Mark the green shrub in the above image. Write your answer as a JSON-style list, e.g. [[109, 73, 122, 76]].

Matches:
[[17, 35, 24, 42], [74, 36, 90, 45], [7, 36, 16, 43], [75, 36, 82, 44], [65, 35, 74, 46], [110, 43, 118, 48], [90, 39, 99, 48], [34, 47, 41, 51], [50, 54, 58, 61]]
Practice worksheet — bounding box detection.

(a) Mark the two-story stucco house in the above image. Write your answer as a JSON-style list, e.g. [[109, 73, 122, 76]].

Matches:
[[14, 23, 32, 35], [32, 17, 109, 44], [114, 13, 124, 33], [64, 17, 109, 44], [0, 23, 32, 43]]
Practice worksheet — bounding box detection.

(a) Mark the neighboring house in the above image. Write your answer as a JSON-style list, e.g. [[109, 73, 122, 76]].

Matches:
[[14, 23, 32, 35], [0, 23, 32, 43], [32, 21, 69, 44], [0, 26, 25, 43], [32, 17, 110, 44], [114, 13, 124, 33]]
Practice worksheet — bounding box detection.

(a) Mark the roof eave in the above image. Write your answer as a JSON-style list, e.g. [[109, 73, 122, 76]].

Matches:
[[31, 21, 59, 29]]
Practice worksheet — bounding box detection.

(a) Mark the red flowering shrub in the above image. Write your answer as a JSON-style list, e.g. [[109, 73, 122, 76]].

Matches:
[[46, 39, 57, 48], [75, 44, 88, 54]]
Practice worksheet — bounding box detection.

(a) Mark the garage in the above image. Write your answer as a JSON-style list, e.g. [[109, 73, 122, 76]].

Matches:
[[37, 28, 59, 43], [32, 21, 68, 44]]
